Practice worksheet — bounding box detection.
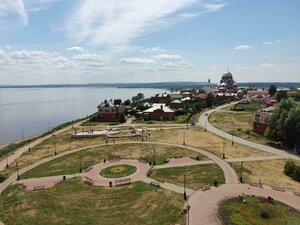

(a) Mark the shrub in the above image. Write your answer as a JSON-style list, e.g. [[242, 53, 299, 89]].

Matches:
[[118, 114, 126, 123], [0, 173, 6, 183], [284, 160, 300, 182], [244, 129, 251, 135]]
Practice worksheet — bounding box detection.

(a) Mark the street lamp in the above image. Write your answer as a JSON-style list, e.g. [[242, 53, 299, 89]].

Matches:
[[28, 140, 31, 152], [186, 202, 191, 225], [183, 173, 187, 200], [222, 142, 225, 159], [183, 132, 186, 146], [79, 155, 82, 173], [231, 135, 234, 145], [204, 121, 207, 132], [152, 147, 156, 166], [54, 135, 57, 155], [240, 161, 243, 183], [16, 162, 20, 180], [5, 154, 9, 169], [160, 116, 163, 131]]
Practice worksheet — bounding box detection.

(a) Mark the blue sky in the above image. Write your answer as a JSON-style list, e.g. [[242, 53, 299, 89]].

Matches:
[[0, 0, 300, 84]]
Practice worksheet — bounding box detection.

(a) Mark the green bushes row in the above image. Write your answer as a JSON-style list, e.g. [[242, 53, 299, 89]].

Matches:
[[284, 161, 300, 182]]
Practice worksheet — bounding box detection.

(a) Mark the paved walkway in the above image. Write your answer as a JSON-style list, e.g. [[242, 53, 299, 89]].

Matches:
[[198, 102, 300, 161], [85, 159, 150, 187], [188, 183, 300, 225]]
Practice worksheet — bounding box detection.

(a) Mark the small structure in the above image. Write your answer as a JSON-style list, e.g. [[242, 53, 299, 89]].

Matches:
[[142, 104, 175, 121], [150, 93, 171, 104], [253, 106, 273, 134], [97, 99, 125, 122]]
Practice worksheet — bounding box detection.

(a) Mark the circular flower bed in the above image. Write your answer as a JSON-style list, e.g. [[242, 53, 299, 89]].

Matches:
[[100, 164, 137, 178]]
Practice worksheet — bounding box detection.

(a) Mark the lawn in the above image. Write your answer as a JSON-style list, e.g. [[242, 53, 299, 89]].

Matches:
[[0, 179, 185, 225], [151, 164, 225, 190], [218, 196, 300, 225], [21, 143, 208, 179], [100, 164, 137, 178]]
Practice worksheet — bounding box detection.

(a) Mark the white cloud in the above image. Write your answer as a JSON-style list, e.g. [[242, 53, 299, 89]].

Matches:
[[141, 47, 166, 53], [204, 3, 228, 12], [67, 46, 85, 53], [72, 53, 107, 62], [4, 45, 12, 50], [260, 64, 276, 68], [0, 0, 28, 27], [120, 57, 155, 64], [262, 40, 280, 45], [233, 45, 253, 50], [153, 54, 182, 61]]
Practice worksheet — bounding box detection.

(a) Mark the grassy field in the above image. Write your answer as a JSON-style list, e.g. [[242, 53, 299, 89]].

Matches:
[[230, 160, 300, 192], [21, 143, 208, 179], [150, 127, 271, 158], [100, 164, 137, 178], [151, 164, 225, 190], [0, 179, 185, 225], [218, 196, 300, 225]]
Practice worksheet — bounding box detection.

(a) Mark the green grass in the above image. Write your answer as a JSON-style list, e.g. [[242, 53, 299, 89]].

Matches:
[[21, 144, 208, 179], [151, 164, 225, 190], [0, 179, 185, 225], [100, 164, 137, 178], [218, 196, 300, 225]]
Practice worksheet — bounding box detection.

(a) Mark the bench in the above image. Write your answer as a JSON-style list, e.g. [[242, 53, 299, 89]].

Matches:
[[293, 191, 300, 197], [138, 157, 148, 164], [86, 165, 94, 172], [271, 186, 285, 192], [150, 181, 160, 187], [115, 178, 131, 186], [84, 176, 95, 185], [33, 186, 45, 191], [201, 185, 211, 191], [155, 178, 165, 183], [147, 166, 154, 177], [174, 155, 183, 159], [249, 183, 262, 188]]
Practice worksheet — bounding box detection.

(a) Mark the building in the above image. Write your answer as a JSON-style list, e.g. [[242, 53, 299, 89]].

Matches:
[[247, 89, 269, 102], [97, 99, 125, 122], [217, 70, 238, 93], [142, 104, 175, 121], [253, 106, 273, 135], [150, 93, 171, 104]]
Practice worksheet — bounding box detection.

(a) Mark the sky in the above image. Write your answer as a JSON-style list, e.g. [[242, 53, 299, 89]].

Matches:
[[0, 0, 300, 84]]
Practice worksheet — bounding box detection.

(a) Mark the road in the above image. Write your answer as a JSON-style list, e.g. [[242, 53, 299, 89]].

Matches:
[[198, 102, 300, 161]]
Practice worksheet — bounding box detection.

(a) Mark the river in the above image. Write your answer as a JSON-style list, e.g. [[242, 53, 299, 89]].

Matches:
[[0, 87, 166, 144]]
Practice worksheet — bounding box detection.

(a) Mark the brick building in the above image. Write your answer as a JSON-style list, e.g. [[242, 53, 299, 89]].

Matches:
[[253, 106, 273, 135], [97, 100, 125, 122], [142, 104, 175, 121]]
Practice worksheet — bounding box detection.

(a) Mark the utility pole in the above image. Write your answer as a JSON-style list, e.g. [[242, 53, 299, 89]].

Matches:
[[240, 161, 243, 183], [5, 154, 9, 169], [16, 162, 20, 180], [183, 173, 187, 200]]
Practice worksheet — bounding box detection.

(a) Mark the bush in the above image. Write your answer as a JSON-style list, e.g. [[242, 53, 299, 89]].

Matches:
[[0, 173, 6, 183], [244, 129, 251, 135], [284, 161, 300, 182], [118, 114, 126, 123], [260, 209, 271, 219]]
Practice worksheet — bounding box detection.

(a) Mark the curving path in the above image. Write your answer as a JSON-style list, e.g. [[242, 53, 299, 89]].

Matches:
[[198, 102, 300, 161]]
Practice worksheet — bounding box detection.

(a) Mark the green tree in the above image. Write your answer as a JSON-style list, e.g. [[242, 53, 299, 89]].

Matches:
[[288, 90, 300, 101], [118, 113, 126, 123], [0, 173, 5, 183], [274, 91, 287, 102], [124, 99, 131, 106], [205, 93, 214, 107], [198, 89, 206, 93], [268, 85, 277, 97], [266, 98, 300, 149]]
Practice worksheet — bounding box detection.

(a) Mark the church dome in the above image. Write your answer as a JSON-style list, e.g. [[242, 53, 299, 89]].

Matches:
[[222, 71, 233, 78]]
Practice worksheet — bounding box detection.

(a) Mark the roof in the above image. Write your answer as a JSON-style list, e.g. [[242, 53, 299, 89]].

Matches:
[[98, 100, 115, 108], [257, 106, 274, 113], [171, 100, 181, 104], [142, 104, 174, 113], [247, 89, 268, 97], [181, 97, 191, 101], [198, 93, 208, 99]]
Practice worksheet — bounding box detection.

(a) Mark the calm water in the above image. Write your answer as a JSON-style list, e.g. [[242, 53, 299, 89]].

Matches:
[[0, 87, 166, 144]]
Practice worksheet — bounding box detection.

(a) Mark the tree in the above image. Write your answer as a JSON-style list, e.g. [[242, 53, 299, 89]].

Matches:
[[268, 85, 277, 97], [124, 99, 131, 106], [266, 98, 300, 149], [0, 173, 5, 183], [131, 93, 145, 108], [198, 89, 206, 93], [274, 91, 287, 102], [118, 113, 126, 123], [205, 93, 214, 107]]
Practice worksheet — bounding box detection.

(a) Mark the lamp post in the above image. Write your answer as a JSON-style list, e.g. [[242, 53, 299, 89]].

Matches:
[[187, 202, 191, 225], [28, 139, 31, 152], [183, 173, 187, 200], [54, 135, 57, 155], [231, 135, 234, 145], [204, 121, 207, 132], [183, 132, 186, 146], [16, 162, 20, 180], [5, 154, 9, 169], [160, 116, 163, 131], [79, 155, 82, 173], [240, 161, 243, 183], [222, 142, 225, 159], [152, 147, 156, 166]]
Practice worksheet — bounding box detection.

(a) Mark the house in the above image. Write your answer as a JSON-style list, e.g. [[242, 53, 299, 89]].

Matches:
[[150, 93, 171, 104], [264, 97, 277, 106], [142, 104, 175, 121], [253, 106, 273, 135], [169, 93, 183, 101], [197, 93, 208, 100], [170, 99, 182, 109], [97, 99, 125, 122], [247, 89, 269, 102]]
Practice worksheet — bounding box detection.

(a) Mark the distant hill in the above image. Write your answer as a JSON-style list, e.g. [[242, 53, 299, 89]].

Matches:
[[1, 82, 299, 90]]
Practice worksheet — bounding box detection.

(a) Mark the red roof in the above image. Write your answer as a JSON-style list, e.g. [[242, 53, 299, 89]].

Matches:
[[198, 93, 208, 99]]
